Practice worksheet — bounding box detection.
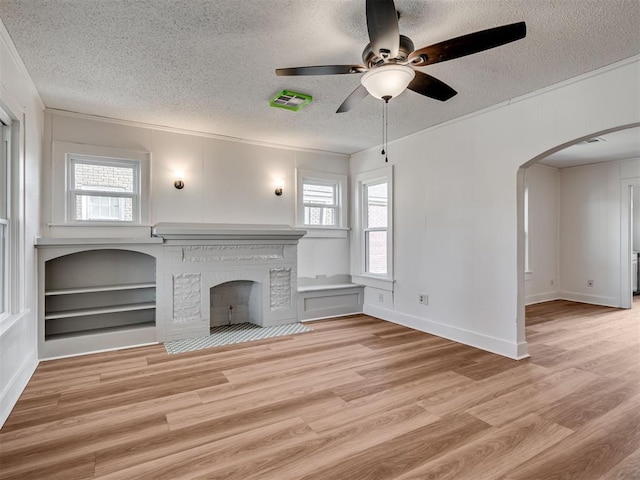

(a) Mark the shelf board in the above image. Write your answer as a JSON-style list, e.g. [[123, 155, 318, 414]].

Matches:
[[45, 321, 156, 341], [45, 283, 156, 296], [45, 302, 156, 320]]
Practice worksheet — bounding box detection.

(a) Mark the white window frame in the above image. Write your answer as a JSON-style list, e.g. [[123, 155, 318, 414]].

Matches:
[[296, 169, 347, 237], [68, 156, 139, 223], [363, 180, 389, 275], [52, 142, 150, 227], [0, 103, 25, 326], [0, 122, 10, 318], [352, 166, 394, 288]]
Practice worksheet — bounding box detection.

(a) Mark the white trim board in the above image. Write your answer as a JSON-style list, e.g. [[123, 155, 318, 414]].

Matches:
[[363, 304, 528, 360], [352, 55, 640, 157], [0, 349, 38, 428], [525, 292, 561, 306], [46, 108, 351, 158], [558, 291, 620, 309]]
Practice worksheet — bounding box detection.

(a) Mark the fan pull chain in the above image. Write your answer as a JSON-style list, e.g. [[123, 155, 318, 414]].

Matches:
[[381, 100, 385, 157], [381, 96, 391, 163]]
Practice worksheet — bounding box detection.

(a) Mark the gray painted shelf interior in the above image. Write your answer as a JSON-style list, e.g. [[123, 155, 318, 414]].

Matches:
[[44, 249, 156, 340]]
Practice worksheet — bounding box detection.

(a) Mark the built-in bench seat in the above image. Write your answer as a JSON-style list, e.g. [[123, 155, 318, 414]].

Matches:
[[297, 275, 364, 321]]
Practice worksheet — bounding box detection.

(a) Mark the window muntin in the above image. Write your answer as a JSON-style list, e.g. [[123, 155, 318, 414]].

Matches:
[[303, 181, 338, 227], [363, 181, 388, 275], [68, 156, 139, 223]]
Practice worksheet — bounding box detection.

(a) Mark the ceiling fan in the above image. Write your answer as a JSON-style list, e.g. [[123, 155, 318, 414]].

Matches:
[[276, 0, 526, 113]]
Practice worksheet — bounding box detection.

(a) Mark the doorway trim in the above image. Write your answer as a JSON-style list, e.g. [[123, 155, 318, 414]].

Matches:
[[620, 178, 640, 308]]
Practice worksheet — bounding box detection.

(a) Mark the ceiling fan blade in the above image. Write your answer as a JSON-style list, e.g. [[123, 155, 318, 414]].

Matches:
[[336, 84, 369, 113], [276, 65, 365, 76], [407, 71, 457, 102], [366, 0, 400, 58], [409, 21, 526, 67]]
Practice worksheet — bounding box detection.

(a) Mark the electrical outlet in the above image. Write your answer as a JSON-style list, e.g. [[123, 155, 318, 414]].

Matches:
[[587, 279, 594, 287], [419, 294, 428, 305], [378, 292, 384, 302]]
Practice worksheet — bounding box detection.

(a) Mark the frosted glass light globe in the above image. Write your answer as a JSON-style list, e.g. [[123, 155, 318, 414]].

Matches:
[[360, 65, 415, 99]]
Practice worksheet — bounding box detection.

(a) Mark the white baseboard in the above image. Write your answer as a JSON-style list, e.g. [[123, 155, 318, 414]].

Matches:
[[0, 349, 38, 429], [559, 291, 620, 308], [525, 291, 561, 305], [363, 304, 527, 360], [301, 312, 363, 322]]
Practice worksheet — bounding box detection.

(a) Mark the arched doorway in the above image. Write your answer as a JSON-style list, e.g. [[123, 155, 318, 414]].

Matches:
[[517, 123, 640, 345]]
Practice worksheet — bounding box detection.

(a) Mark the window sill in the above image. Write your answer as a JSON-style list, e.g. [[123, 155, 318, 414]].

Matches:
[[46, 224, 153, 239], [352, 274, 395, 291], [298, 227, 349, 239]]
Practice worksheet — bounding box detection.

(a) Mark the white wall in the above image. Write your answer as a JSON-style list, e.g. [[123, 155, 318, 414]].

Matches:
[[524, 164, 560, 305], [559, 162, 626, 307], [634, 184, 640, 251], [350, 57, 640, 359], [42, 111, 351, 279], [524, 158, 640, 308], [0, 22, 43, 426]]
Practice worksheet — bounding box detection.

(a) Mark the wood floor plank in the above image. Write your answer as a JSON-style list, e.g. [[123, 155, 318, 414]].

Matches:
[[300, 413, 491, 480], [311, 371, 470, 434], [0, 392, 201, 453], [166, 370, 362, 431], [537, 375, 637, 430], [503, 394, 640, 480], [1, 300, 637, 479], [0, 454, 97, 480], [221, 343, 373, 383], [465, 367, 601, 426], [599, 447, 640, 480], [392, 414, 573, 480], [419, 362, 551, 416], [242, 404, 439, 480], [2, 371, 226, 432], [0, 417, 167, 479], [94, 417, 317, 480], [93, 392, 346, 477], [334, 356, 476, 402]]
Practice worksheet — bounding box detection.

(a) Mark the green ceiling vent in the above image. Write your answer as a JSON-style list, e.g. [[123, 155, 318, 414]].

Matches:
[[269, 90, 312, 111]]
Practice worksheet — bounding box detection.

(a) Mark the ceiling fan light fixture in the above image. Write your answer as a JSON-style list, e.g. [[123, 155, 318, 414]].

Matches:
[[360, 64, 415, 100]]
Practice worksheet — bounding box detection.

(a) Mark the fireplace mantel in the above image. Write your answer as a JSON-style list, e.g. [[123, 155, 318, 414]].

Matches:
[[152, 223, 307, 241], [153, 223, 306, 342]]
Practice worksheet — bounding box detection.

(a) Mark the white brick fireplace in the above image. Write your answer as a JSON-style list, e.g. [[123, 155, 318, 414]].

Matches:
[[153, 223, 307, 341]]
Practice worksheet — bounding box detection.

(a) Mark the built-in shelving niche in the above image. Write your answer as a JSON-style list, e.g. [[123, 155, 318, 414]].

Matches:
[[44, 249, 156, 341]]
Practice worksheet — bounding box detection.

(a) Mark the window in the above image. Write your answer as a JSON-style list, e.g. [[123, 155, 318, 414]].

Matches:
[[68, 156, 139, 223], [354, 166, 393, 282], [364, 182, 388, 274], [0, 111, 23, 321], [296, 170, 347, 232], [52, 142, 150, 228], [0, 123, 9, 315], [303, 181, 337, 226]]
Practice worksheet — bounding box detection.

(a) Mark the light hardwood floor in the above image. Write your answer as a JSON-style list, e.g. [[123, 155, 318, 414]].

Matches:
[[1, 299, 638, 479]]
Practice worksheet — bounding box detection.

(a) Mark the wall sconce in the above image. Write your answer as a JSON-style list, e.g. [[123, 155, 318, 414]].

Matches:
[[274, 179, 284, 196], [174, 170, 185, 190]]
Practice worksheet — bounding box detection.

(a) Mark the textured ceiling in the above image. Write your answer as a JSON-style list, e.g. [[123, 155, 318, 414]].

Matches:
[[540, 127, 640, 169], [1, 1, 639, 154]]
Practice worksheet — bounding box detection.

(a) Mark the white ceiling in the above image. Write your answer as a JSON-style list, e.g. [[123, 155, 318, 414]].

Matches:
[[0, 1, 639, 155], [539, 127, 640, 169]]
